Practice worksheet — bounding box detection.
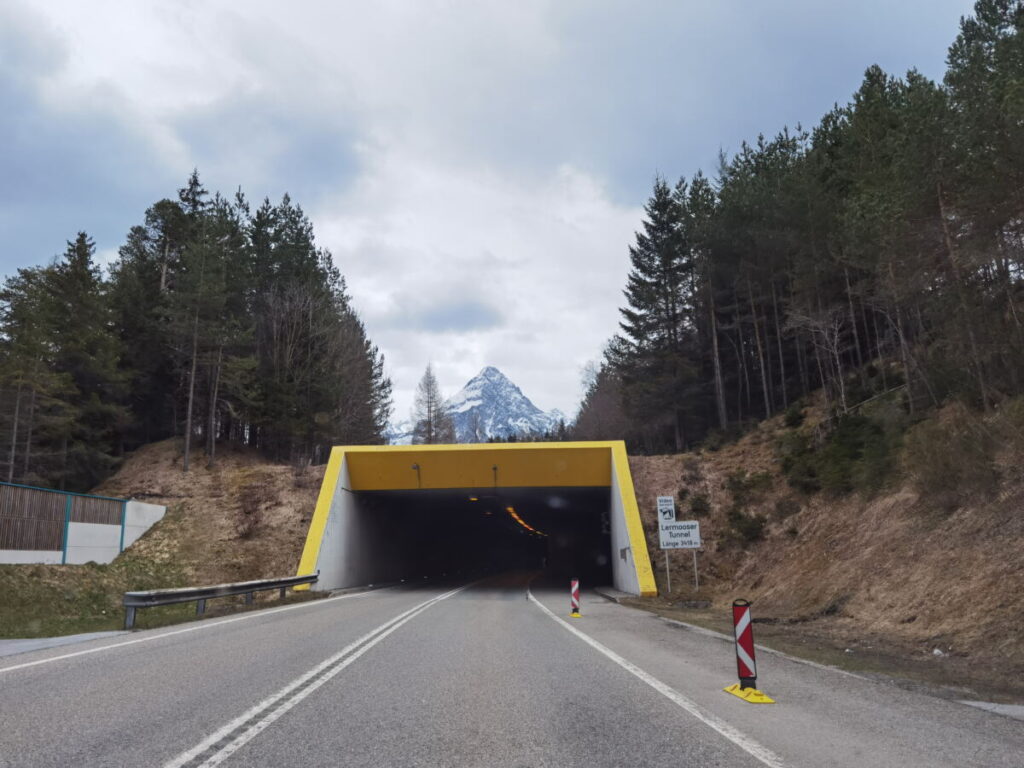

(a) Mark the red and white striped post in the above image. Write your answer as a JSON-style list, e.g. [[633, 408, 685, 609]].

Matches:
[[570, 578, 581, 618], [723, 598, 774, 703], [732, 598, 757, 689]]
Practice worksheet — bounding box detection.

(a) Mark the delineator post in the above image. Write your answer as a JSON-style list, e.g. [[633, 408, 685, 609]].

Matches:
[[723, 598, 774, 703], [570, 578, 581, 618]]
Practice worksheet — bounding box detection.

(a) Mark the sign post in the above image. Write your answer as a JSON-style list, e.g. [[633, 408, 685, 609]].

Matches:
[[656, 496, 675, 594]]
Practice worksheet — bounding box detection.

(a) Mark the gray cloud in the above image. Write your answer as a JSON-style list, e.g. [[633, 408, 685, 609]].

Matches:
[[1, 0, 978, 416], [173, 93, 361, 209], [384, 299, 504, 334]]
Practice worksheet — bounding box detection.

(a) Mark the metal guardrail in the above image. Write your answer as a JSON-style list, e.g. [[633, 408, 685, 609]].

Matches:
[[122, 572, 318, 629]]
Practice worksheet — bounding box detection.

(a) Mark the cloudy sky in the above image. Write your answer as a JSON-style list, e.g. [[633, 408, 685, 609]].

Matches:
[[1, 0, 974, 421]]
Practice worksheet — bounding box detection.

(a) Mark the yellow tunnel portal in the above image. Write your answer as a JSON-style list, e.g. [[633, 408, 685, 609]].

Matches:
[[296, 441, 657, 596]]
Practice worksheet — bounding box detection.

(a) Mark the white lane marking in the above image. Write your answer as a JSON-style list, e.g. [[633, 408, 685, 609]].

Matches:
[[0, 587, 391, 675], [165, 584, 468, 768], [528, 587, 787, 768]]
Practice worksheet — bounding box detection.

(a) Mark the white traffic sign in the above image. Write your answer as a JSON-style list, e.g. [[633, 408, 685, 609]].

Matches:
[[656, 496, 675, 522], [660, 519, 701, 550]]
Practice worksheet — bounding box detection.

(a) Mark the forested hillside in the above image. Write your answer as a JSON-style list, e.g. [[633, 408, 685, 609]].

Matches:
[[575, 2, 1024, 455], [0, 172, 391, 492]]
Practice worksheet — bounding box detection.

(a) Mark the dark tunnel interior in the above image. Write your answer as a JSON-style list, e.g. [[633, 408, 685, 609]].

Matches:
[[355, 487, 613, 584]]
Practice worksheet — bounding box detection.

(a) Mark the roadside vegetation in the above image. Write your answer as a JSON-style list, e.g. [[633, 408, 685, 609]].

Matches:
[[0, 440, 322, 637], [573, 3, 1024, 469], [0, 174, 392, 493]]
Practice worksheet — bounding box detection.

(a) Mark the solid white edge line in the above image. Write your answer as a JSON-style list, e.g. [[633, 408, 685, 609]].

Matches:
[[527, 587, 788, 768], [0, 586, 392, 675], [165, 584, 468, 768]]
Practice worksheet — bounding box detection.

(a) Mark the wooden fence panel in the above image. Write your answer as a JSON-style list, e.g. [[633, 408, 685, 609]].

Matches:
[[70, 495, 123, 525], [0, 485, 66, 550], [0, 483, 125, 552]]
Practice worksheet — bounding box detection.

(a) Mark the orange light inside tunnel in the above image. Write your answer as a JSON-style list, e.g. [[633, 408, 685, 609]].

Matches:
[[505, 505, 547, 537]]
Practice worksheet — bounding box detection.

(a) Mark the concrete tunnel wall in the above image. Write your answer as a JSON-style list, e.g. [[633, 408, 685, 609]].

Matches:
[[296, 442, 656, 596]]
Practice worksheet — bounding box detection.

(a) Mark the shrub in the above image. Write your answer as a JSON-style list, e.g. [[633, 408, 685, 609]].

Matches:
[[689, 492, 711, 517], [235, 480, 276, 539], [773, 497, 801, 519], [726, 506, 766, 543], [702, 430, 727, 452], [726, 469, 774, 506], [677, 487, 689, 503], [903, 402, 998, 509], [779, 413, 898, 496], [681, 456, 702, 484], [783, 404, 804, 428]]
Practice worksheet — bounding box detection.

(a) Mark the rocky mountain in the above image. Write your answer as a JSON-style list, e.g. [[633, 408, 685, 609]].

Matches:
[[388, 366, 565, 444]]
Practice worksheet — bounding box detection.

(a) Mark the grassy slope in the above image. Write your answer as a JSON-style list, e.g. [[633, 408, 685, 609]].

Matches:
[[628, 403, 1024, 699], [0, 439, 322, 637]]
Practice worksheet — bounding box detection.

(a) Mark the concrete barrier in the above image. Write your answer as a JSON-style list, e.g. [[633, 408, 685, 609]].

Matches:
[[0, 482, 166, 565]]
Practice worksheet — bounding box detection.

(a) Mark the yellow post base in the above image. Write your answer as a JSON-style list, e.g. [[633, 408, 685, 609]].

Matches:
[[569, 612, 581, 618], [723, 683, 775, 704]]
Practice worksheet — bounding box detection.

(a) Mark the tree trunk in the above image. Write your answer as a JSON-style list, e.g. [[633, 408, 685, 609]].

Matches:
[[183, 307, 200, 473], [736, 319, 751, 413], [870, 308, 888, 390], [22, 379, 36, 482], [771, 281, 788, 409], [708, 286, 728, 430], [831, 326, 848, 413], [160, 240, 170, 293], [796, 332, 810, 396], [812, 337, 832, 416], [937, 180, 989, 409], [844, 266, 865, 380], [7, 382, 22, 483], [206, 345, 222, 468], [747, 277, 772, 417]]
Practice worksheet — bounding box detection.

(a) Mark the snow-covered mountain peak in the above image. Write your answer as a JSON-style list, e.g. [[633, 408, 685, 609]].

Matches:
[[387, 367, 565, 444]]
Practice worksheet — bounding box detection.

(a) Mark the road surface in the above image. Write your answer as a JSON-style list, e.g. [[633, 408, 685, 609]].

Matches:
[[0, 572, 1019, 767]]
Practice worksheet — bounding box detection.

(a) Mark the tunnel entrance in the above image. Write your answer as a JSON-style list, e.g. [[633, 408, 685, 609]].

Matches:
[[357, 487, 613, 584], [296, 442, 656, 596]]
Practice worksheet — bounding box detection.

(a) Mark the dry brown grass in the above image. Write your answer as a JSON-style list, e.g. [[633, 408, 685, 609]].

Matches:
[[630, 400, 1024, 679], [94, 439, 324, 585]]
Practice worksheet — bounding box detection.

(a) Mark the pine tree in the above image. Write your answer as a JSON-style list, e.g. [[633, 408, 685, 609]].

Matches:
[[412, 364, 455, 444], [611, 177, 699, 451]]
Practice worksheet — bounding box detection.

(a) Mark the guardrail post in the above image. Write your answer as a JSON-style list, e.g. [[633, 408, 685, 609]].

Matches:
[[279, 587, 286, 600], [196, 599, 206, 615], [245, 592, 254, 605], [124, 606, 136, 630]]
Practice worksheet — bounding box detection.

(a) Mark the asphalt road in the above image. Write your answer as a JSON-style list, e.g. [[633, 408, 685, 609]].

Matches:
[[0, 572, 1020, 767]]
